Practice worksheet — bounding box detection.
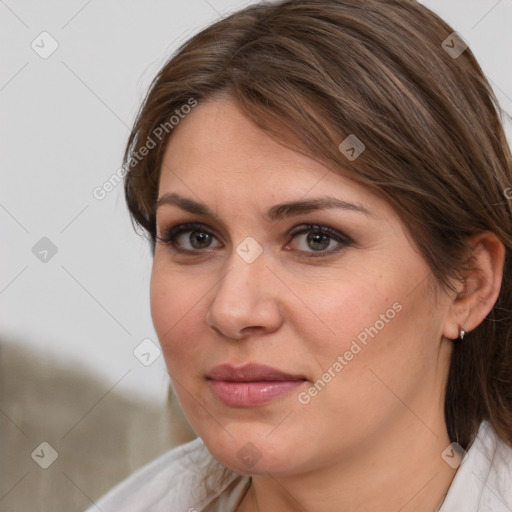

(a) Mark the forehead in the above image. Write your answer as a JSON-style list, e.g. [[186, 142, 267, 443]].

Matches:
[[160, 97, 318, 184], [159, 97, 375, 204], [156, 97, 408, 235]]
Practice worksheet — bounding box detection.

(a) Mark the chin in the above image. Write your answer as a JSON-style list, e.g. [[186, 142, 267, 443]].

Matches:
[[198, 425, 303, 476]]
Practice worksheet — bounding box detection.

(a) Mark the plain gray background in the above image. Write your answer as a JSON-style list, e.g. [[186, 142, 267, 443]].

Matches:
[[1, 0, 511, 408]]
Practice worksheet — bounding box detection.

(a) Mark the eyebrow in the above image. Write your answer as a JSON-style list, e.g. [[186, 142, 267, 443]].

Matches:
[[155, 193, 373, 221]]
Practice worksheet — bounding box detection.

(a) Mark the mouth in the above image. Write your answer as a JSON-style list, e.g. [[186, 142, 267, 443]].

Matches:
[[206, 363, 307, 407]]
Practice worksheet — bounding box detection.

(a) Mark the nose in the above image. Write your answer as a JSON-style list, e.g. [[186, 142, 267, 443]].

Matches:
[[205, 249, 283, 340]]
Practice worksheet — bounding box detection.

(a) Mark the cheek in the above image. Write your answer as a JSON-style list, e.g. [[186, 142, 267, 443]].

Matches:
[[300, 270, 439, 413], [289, 268, 397, 356], [149, 263, 209, 372], [289, 258, 432, 400]]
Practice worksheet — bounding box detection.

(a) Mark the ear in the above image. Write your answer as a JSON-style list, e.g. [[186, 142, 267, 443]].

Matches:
[[443, 231, 505, 340]]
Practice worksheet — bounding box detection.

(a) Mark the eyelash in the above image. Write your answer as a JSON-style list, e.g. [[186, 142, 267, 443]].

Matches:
[[156, 222, 353, 257]]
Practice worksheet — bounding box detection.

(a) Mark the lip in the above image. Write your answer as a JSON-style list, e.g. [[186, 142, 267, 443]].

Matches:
[[206, 364, 307, 407]]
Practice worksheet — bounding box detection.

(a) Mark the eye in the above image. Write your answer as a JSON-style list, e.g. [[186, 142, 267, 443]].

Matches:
[[285, 224, 352, 256], [156, 223, 222, 252]]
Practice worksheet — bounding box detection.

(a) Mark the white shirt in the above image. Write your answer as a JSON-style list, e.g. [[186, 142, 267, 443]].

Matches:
[[86, 421, 512, 512]]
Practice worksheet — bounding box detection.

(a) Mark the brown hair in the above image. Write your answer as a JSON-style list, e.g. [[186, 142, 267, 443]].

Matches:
[[124, 0, 512, 450]]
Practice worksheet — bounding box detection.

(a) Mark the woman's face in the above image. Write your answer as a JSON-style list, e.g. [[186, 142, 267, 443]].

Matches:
[[151, 95, 454, 476]]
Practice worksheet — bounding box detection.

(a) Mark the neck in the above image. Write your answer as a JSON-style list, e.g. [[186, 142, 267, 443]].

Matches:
[[238, 414, 458, 512]]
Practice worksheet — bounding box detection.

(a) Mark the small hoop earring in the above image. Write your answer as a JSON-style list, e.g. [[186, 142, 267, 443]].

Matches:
[[455, 327, 466, 343]]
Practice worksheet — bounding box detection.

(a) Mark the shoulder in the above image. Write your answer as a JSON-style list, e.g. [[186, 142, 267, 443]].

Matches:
[[440, 421, 512, 511], [84, 437, 244, 512]]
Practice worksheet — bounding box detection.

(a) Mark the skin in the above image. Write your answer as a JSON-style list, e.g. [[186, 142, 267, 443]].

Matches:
[[150, 95, 505, 512]]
